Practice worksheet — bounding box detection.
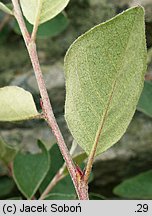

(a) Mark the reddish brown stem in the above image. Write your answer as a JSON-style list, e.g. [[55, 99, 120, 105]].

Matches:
[[11, 0, 88, 200]]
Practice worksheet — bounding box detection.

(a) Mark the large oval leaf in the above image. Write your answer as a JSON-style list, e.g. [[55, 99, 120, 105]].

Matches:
[[13, 140, 50, 199], [64, 7, 147, 156], [0, 86, 39, 121], [20, 0, 70, 25]]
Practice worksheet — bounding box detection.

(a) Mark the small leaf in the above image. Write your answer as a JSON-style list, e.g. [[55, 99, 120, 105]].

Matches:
[[113, 170, 152, 199], [20, 0, 70, 25], [64, 7, 147, 155], [137, 81, 152, 117], [13, 140, 50, 199], [0, 86, 39, 122], [63, 152, 87, 176], [45, 193, 76, 200], [0, 137, 17, 165], [0, 177, 15, 198], [13, 13, 69, 38], [0, 2, 13, 15]]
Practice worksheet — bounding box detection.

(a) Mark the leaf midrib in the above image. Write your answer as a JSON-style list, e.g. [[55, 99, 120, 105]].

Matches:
[[90, 12, 138, 156], [34, 0, 43, 24]]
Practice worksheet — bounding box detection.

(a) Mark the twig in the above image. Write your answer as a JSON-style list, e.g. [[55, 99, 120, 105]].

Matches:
[[39, 170, 64, 200], [39, 143, 77, 200], [11, 0, 88, 200]]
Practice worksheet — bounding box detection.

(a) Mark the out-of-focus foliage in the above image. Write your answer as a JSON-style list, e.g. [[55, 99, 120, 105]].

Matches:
[[0, 137, 17, 165], [114, 170, 152, 199], [137, 81, 152, 117]]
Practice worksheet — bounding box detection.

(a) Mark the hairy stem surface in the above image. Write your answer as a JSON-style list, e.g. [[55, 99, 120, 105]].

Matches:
[[11, 0, 89, 200]]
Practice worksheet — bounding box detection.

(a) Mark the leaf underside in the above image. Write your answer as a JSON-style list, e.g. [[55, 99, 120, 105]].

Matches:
[[0, 86, 39, 122], [114, 170, 152, 199], [64, 7, 147, 156], [20, 0, 70, 25]]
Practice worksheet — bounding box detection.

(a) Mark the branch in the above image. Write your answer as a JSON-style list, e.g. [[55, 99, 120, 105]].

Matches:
[[39, 170, 64, 200], [11, 0, 88, 200], [31, 0, 42, 41]]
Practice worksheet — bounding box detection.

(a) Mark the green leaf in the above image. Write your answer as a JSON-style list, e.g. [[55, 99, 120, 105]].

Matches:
[[0, 177, 15, 198], [13, 140, 50, 199], [13, 13, 69, 38], [49, 170, 93, 196], [7, 197, 22, 200], [0, 162, 8, 176], [0, 2, 13, 15], [0, 86, 39, 122], [64, 7, 147, 156], [40, 144, 89, 196], [113, 170, 152, 199], [39, 144, 64, 193], [137, 81, 152, 117], [0, 23, 11, 43], [89, 193, 105, 200], [63, 152, 87, 176], [51, 175, 75, 194], [20, 0, 70, 25], [45, 193, 76, 200], [40, 144, 75, 197], [0, 137, 17, 165]]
